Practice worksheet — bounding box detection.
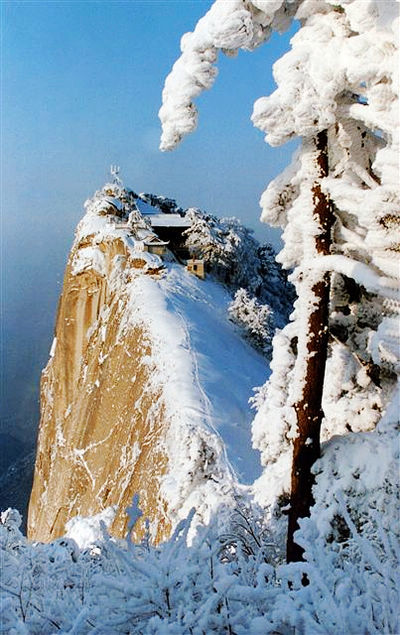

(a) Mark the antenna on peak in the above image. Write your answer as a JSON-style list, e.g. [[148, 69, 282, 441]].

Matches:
[[110, 164, 123, 186]]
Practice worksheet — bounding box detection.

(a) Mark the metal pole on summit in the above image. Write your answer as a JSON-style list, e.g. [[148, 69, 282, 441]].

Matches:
[[110, 164, 123, 187]]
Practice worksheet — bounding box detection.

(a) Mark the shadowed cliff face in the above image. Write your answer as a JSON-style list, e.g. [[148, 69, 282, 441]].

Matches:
[[28, 235, 171, 543]]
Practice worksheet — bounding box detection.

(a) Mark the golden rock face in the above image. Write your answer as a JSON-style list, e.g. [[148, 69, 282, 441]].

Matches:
[[28, 235, 171, 543]]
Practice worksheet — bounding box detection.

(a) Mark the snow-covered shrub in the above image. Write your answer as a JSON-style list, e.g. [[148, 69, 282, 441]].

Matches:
[[2, 474, 399, 634], [218, 498, 284, 567], [228, 288, 274, 356], [0, 508, 89, 633], [251, 325, 297, 510], [270, 447, 400, 634], [271, 504, 399, 635], [265, 392, 400, 633], [139, 192, 184, 216]]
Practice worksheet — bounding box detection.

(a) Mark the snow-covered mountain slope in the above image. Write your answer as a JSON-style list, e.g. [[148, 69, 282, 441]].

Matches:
[[158, 265, 268, 485], [28, 183, 276, 543]]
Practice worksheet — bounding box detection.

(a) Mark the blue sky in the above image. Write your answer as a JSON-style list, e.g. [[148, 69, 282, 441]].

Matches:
[[1, 1, 297, 441], [3, 1, 297, 243]]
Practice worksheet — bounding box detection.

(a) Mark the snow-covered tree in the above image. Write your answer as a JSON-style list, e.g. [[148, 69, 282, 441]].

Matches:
[[159, 0, 399, 561], [228, 288, 274, 356]]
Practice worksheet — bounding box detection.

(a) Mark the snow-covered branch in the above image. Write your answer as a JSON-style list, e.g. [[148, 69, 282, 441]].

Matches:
[[304, 254, 399, 300], [159, 0, 297, 151]]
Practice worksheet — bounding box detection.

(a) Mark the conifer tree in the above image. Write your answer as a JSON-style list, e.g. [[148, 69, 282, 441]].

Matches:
[[160, 0, 399, 561]]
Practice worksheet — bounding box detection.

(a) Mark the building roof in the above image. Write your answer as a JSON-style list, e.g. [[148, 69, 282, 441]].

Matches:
[[144, 235, 170, 246], [149, 214, 191, 228]]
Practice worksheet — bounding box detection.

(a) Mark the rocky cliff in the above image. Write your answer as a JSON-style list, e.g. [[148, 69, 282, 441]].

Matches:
[[28, 181, 274, 543]]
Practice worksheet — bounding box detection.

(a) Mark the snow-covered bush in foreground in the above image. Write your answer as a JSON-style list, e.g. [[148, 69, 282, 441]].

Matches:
[[2, 420, 399, 634]]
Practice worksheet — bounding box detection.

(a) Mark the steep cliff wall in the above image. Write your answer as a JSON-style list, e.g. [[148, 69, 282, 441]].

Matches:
[[28, 232, 170, 542], [28, 187, 268, 544]]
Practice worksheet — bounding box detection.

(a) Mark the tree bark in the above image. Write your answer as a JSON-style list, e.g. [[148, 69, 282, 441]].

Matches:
[[286, 130, 333, 563]]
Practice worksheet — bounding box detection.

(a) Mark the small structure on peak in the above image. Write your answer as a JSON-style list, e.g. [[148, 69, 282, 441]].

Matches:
[[143, 234, 169, 256], [187, 257, 205, 280], [149, 214, 191, 257]]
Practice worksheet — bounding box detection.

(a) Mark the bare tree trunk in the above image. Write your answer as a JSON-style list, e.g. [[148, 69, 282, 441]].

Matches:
[[286, 130, 333, 564]]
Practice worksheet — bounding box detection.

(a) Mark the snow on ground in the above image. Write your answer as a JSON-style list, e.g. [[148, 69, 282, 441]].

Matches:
[[65, 506, 117, 549], [160, 264, 268, 484]]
